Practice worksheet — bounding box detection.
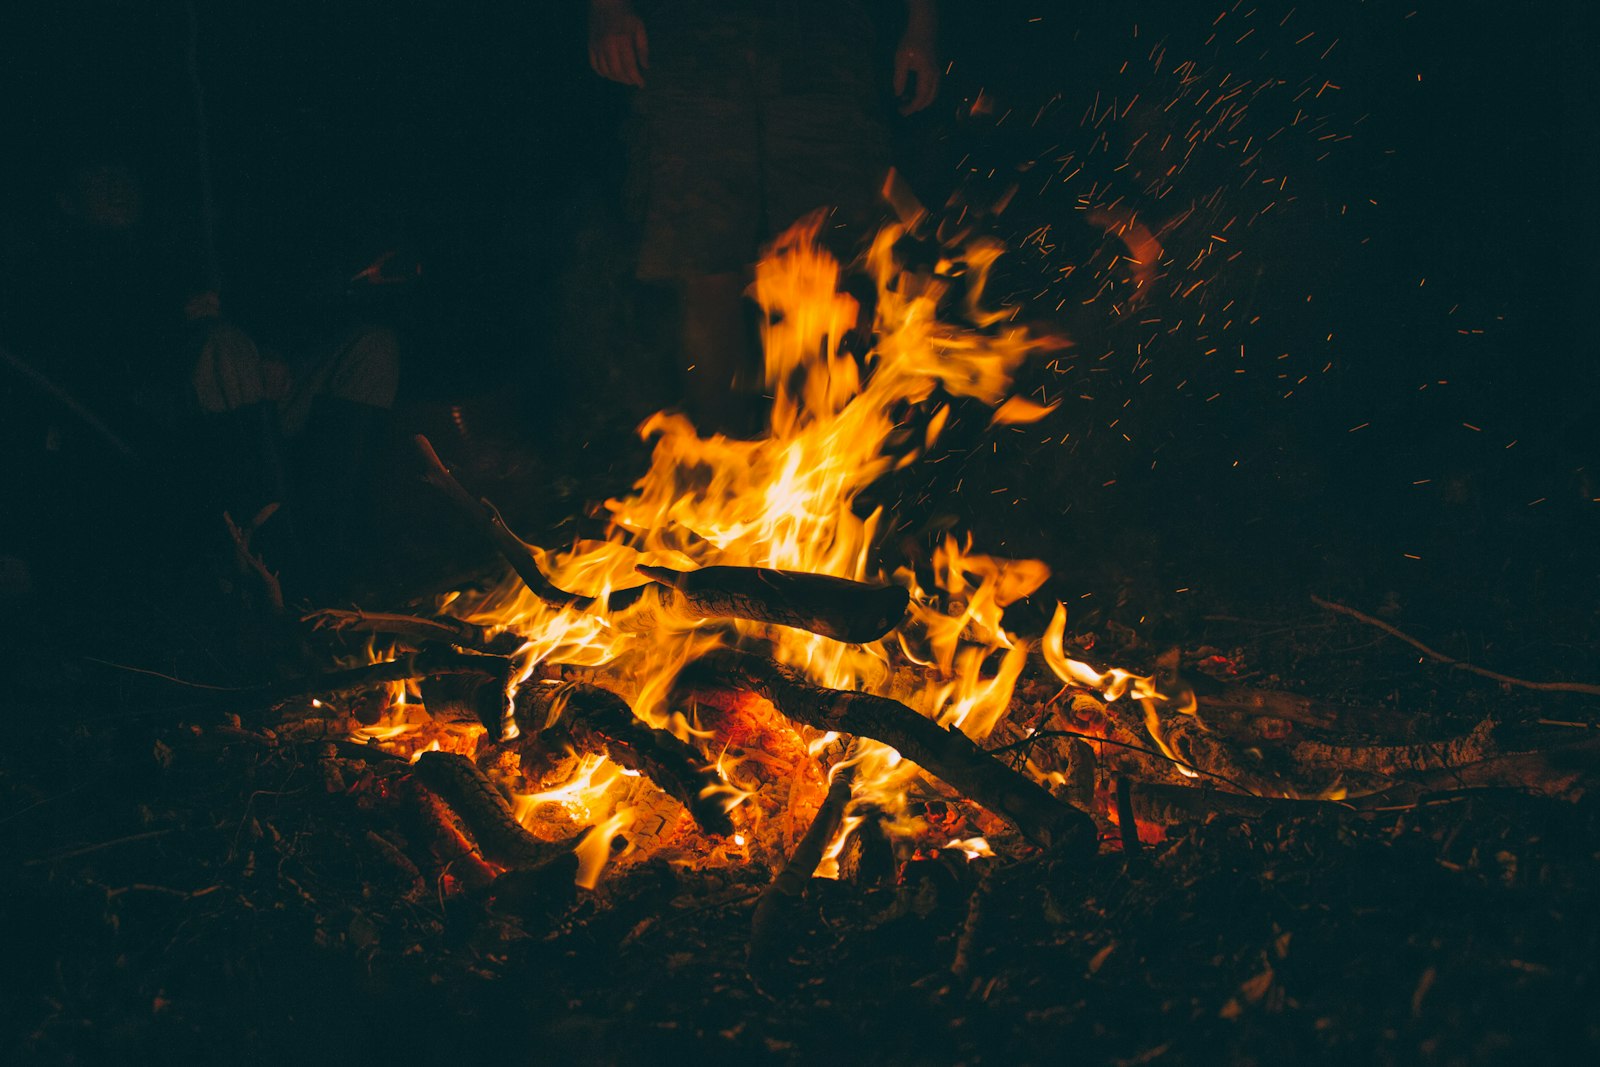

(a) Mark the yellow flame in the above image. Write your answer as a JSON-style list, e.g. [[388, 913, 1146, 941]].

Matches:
[[1040, 603, 1159, 703], [945, 836, 994, 860], [354, 216, 1140, 883]]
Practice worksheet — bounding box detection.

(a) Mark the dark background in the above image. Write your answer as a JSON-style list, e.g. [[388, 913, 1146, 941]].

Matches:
[[0, 0, 1593, 642]]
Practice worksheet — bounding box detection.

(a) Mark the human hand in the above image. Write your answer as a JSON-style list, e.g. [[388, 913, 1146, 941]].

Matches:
[[588, 0, 649, 88], [893, 36, 939, 114]]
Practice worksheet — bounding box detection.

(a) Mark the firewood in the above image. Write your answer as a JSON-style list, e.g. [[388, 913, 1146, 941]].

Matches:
[[688, 650, 1097, 854], [1154, 713, 1505, 796], [1153, 713, 1415, 797], [1125, 735, 1600, 825], [636, 564, 910, 644], [362, 829, 426, 900], [419, 672, 511, 732], [950, 863, 995, 982], [411, 750, 587, 870], [836, 803, 897, 887], [221, 648, 514, 720], [1285, 718, 1499, 775], [304, 607, 519, 654], [1126, 781, 1328, 826], [749, 743, 860, 980], [1196, 686, 1468, 743], [1115, 776, 1142, 858], [1355, 735, 1600, 805], [414, 434, 594, 611], [513, 680, 736, 837], [399, 777, 499, 890]]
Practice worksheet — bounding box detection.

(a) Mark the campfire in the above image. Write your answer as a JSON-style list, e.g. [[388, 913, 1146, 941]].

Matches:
[[223, 212, 1597, 974]]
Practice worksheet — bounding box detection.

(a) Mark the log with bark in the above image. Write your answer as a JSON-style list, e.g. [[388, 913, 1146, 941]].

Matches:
[[513, 680, 736, 837], [218, 648, 514, 723], [749, 741, 861, 980], [1152, 707, 1505, 797], [685, 649, 1097, 854], [415, 434, 593, 610], [636, 564, 910, 644], [304, 607, 520, 655], [411, 750, 587, 870], [420, 435, 908, 646], [1123, 734, 1600, 826], [1193, 685, 1427, 740]]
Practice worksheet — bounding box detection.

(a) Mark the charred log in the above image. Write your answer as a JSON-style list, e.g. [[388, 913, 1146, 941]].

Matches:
[[1285, 718, 1499, 775], [635, 564, 910, 644], [1154, 711, 1505, 796], [1356, 735, 1600, 805], [399, 775, 500, 890], [749, 746, 859, 979], [1126, 781, 1332, 826], [1197, 686, 1409, 737], [514, 680, 736, 837], [411, 750, 587, 870], [419, 672, 510, 732], [688, 649, 1097, 854], [304, 607, 519, 654]]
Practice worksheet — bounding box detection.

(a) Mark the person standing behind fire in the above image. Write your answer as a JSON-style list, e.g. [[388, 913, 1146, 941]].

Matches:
[[587, 0, 939, 433]]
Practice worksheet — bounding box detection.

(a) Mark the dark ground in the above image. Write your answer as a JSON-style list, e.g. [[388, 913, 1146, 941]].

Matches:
[[3, 1, 1598, 1063]]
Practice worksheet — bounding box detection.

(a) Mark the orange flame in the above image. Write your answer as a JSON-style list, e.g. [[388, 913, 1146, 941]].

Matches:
[[363, 215, 1173, 882]]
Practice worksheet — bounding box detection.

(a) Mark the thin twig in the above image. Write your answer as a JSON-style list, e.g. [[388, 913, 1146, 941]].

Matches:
[[0, 782, 93, 825], [1311, 596, 1600, 697], [106, 883, 223, 901], [24, 829, 174, 866], [84, 658, 234, 690]]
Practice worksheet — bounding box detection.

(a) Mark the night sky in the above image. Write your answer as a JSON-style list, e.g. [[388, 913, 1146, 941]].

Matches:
[[1, 0, 1593, 623]]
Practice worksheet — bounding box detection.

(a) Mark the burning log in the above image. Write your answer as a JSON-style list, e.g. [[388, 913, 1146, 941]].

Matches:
[[635, 564, 910, 644], [513, 680, 735, 837], [400, 775, 499, 890], [687, 649, 1097, 853], [411, 750, 586, 870], [415, 434, 593, 611], [418, 673, 509, 732], [420, 433, 912, 645], [749, 742, 860, 979]]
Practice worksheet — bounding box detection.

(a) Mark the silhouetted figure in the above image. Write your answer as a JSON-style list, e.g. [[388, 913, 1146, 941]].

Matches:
[[183, 245, 413, 595], [587, 0, 939, 433]]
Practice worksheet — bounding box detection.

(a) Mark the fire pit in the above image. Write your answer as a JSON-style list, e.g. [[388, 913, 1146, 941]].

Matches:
[[199, 218, 1598, 1008], [6, 221, 1597, 1066]]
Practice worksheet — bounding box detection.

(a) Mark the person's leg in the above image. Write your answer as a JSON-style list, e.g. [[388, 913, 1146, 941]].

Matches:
[[190, 320, 291, 525], [631, 9, 764, 431], [756, 1, 891, 260], [291, 323, 400, 593], [679, 270, 758, 434]]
